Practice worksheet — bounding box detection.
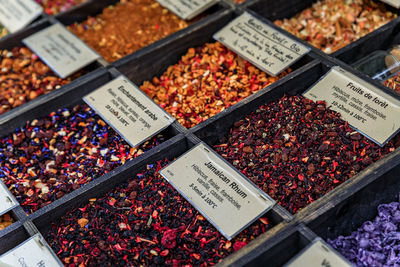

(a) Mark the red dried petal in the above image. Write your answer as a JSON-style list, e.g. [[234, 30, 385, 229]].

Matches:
[[233, 241, 247, 251], [161, 229, 177, 249]]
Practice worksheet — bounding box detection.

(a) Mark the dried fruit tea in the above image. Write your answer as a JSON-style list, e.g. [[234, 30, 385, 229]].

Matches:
[[0, 105, 165, 213], [45, 160, 271, 266], [214, 95, 398, 214], [141, 42, 291, 128], [0, 47, 82, 115], [274, 0, 396, 54]]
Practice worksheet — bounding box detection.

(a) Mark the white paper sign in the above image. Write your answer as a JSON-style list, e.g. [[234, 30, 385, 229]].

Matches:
[[304, 66, 400, 146], [23, 23, 100, 79], [156, 0, 216, 20], [214, 13, 310, 76], [379, 0, 400, 8], [0, 0, 42, 33], [160, 143, 275, 240], [0, 234, 63, 267], [284, 239, 352, 267], [84, 76, 174, 148], [0, 181, 18, 216]]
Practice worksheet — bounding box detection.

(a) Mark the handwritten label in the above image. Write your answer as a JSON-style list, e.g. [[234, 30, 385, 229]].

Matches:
[[156, 0, 217, 20], [0, 234, 63, 267], [214, 13, 310, 76], [0, 0, 42, 33], [160, 143, 275, 240], [379, 0, 400, 8], [84, 76, 174, 148], [284, 239, 352, 267], [0, 181, 18, 216], [23, 23, 99, 79], [304, 66, 400, 146]]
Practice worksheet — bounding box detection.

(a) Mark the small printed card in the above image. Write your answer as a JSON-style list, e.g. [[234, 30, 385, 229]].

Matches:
[[0, 0, 42, 33], [304, 66, 400, 146], [284, 239, 352, 267], [0, 181, 18, 216], [23, 23, 100, 78], [0, 234, 63, 267], [84, 76, 174, 148], [379, 0, 400, 8], [160, 143, 275, 240], [156, 0, 217, 20], [214, 13, 310, 76]]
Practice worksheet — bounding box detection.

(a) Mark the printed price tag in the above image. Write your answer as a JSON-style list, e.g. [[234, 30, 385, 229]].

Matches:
[[284, 239, 352, 267], [0, 181, 18, 216], [84, 76, 174, 148], [304, 66, 400, 146], [0, 0, 42, 33], [0, 234, 63, 267], [214, 12, 310, 76], [379, 0, 400, 8], [156, 0, 217, 20], [23, 23, 100, 78], [160, 143, 275, 240]]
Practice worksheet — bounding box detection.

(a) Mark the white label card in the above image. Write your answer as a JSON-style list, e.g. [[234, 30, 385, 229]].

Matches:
[[379, 0, 400, 8], [214, 13, 310, 76], [0, 234, 63, 267], [284, 239, 352, 267], [83, 76, 174, 148], [0, 0, 42, 33], [304, 66, 400, 146], [23, 23, 100, 79], [160, 143, 275, 240], [156, 0, 217, 20], [0, 181, 18, 216]]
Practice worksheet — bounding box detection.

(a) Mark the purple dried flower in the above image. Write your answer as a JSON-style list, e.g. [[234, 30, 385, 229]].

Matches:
[[328, 195, 400, 266]]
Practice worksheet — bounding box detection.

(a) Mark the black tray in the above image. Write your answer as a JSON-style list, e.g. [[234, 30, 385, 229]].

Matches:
[[188, 52, 400, 265], [192, 56, 400, 223], [333, 16, 400, 92], [0, 131, 295, 265], [113, 8, 319, 119], [0, 67, 183, 252], [0, 17, 106, 125], [303, 144, 400, 241], [55, 0, 230, 67], [0, 0, 232, 124], [0, 7, 318, 262], [1, 0, 400, 266], [253, 140, 400, 266], [230, 224, 317, 267]]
